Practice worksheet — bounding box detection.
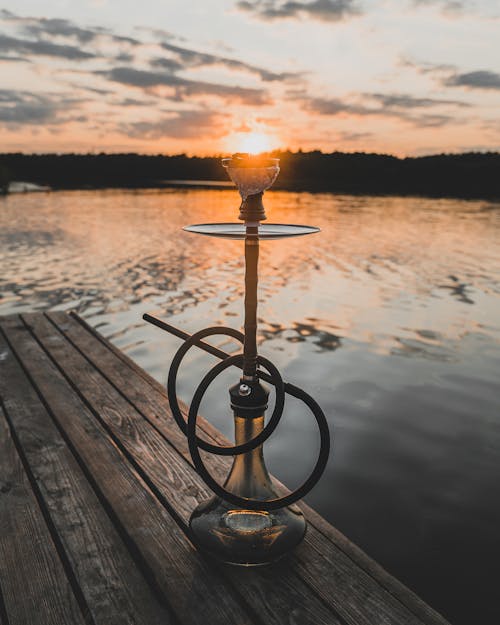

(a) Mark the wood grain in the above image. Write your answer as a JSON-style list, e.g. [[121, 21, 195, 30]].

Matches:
[[0, 399, 85, 625], [3, 315, 254, 625], [26, 314, 343, 625], [71, 310, 449, 625], [0, 324, 171, 625], [0, 310, 452, 625], [56, 311, 451, 625]]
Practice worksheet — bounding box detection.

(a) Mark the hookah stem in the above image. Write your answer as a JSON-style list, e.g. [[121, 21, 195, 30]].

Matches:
[[242, 223, 259, 380], [239, 223, 268, 500]]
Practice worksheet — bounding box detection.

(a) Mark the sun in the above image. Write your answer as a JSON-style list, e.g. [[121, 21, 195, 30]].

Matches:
[[237, 132, 272, 154], [223, 130, 277, 155]]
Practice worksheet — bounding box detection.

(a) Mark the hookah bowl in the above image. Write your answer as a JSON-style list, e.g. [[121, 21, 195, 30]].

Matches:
[[145, 154, 330, 566], [222, 153, 280, 222]]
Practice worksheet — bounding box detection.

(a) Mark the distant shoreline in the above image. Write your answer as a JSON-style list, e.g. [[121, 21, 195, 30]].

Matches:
[[1, 151, 499, 201], [3, 179, 499, 203]]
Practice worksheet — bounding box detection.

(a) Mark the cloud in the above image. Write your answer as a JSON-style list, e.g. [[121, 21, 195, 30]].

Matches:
[[116, 52, 135, 63], [98, 66, 271, 105], [1, 8, 292, 115], [0, 9, 140, 46], [293, 91, 463, 127], [21, 17, 104, 44], [97, 67, 184, 88], [366, 92, 470, 108], [443, 70, 500, 90], [149, 56, 184, 73], [122, 109, 225, 139], [400, 57, 455, 75], [337, 130, 373, 141], [401, 57, 500, 91], [0, 33, 96, 60], [411, 0, 464, 14], [298, 94, 368, 115], [0, 54, 29, 62], [154, 42, 303, 82], [411, 113, 453, 127], [0, 89, 77, 125], [66, 83, 113, 96], [117, 97, 157, 107], [135, 26, 187, 43], [236, 0, 361, 21]]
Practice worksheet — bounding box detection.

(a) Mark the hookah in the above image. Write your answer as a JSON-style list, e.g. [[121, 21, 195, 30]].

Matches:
[[144, 153, 331, 565]]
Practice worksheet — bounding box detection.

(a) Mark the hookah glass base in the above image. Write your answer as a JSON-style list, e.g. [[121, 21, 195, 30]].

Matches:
[[189, 415, 306, 566]]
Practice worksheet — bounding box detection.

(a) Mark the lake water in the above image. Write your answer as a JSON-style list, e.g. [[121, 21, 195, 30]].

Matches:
[[1, 188, 499, 624]]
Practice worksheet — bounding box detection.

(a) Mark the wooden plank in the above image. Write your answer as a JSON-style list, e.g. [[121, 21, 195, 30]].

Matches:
[[0, 595, 6, 625], [0, 405, 85, 625], [55, 312, 452, 625], [0, 586, 7, 625], [23, 313, 344, 625], [0, 315, 254, 625], [0, 328, 171, 625], [38, 312, 443, 625], [68, 311, 451, 625]]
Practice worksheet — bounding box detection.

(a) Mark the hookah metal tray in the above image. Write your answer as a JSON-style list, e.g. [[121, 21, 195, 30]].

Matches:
[[183, 223, 320, 240]]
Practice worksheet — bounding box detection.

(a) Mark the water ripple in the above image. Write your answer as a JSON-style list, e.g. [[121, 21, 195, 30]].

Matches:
[[1, 188, 500, 625]]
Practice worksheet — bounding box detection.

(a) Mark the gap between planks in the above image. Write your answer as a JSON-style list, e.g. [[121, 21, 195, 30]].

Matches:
[[0, 330, 174, 625], [0, 400, 87, 625], [3, 314, 341, 625], [64, 310, 450, 625], [49, 311, 449, 625]]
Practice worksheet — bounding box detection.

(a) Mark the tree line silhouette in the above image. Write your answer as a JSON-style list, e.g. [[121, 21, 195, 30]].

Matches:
[[1, 150, 499, 199]]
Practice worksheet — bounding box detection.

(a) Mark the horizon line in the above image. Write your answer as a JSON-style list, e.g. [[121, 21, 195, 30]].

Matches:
[[1, 149, 500, 159]]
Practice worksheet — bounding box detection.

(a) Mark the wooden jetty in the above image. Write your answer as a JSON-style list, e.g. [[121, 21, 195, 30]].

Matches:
[[0, 311, 451, 625]]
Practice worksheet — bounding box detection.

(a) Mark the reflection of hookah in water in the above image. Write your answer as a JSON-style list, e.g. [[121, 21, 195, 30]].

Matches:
[[144, 153, 330, 565]]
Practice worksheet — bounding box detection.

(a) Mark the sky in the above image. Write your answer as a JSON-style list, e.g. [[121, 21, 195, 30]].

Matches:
[[0, 0, 499, 156]]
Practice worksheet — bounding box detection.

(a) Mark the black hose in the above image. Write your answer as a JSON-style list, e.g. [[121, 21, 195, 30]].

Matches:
[[186, 348, 330, 511], [156, 317, 331, 511], [167, 326, 285, 456]]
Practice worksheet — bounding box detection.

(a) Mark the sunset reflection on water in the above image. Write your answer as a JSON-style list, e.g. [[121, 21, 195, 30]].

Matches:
[[1, 188, 499, 625]]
